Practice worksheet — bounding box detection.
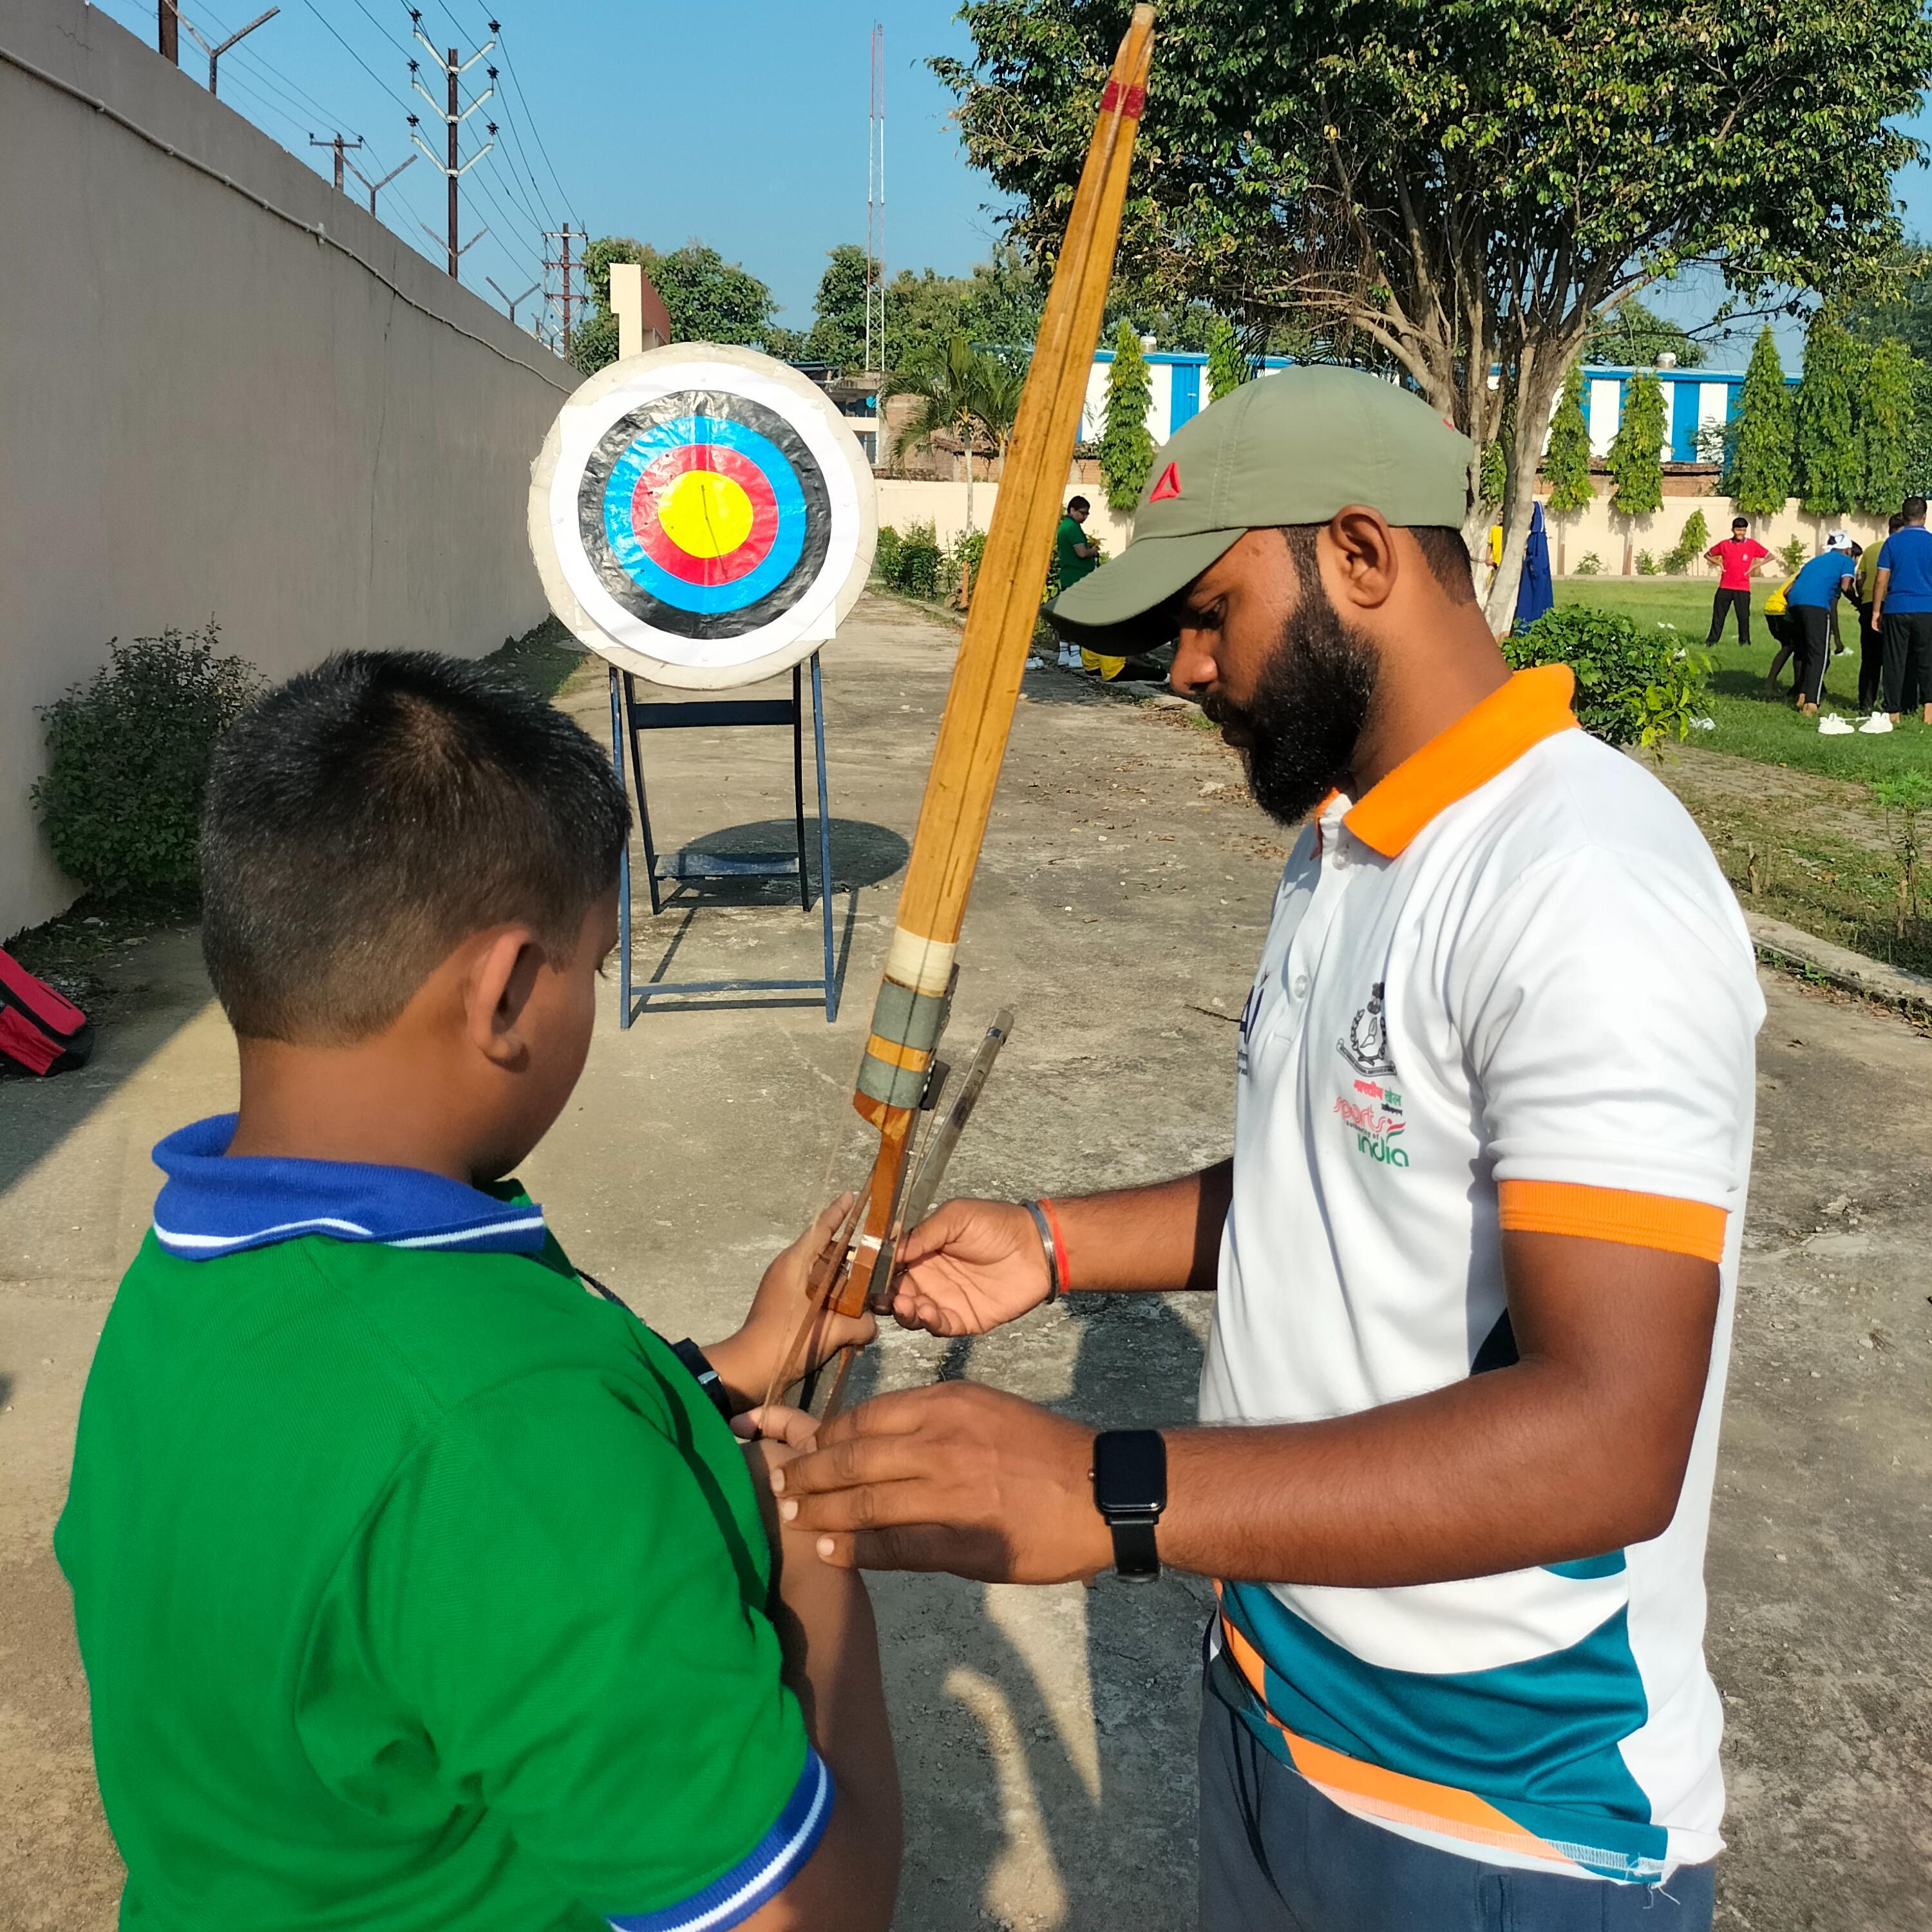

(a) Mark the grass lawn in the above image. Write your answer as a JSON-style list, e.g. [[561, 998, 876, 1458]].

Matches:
[[1550, 577, 1932, 976], [1555, 577, 1932, 781]]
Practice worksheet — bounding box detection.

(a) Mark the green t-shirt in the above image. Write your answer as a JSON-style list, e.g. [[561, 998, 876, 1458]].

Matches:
[[57, 1204, 812, 1931], [1054, 514, 1097, 591]]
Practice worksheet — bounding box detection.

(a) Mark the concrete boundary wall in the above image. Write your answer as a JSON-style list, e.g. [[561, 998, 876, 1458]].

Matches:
[[1533, 491, 1891, 578], [0, 0, 578, 937]]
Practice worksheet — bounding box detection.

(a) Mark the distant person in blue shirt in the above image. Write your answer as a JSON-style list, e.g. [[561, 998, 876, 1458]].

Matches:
[[1783, 536, 1858, 715], [1871, 495, 1932, 732]]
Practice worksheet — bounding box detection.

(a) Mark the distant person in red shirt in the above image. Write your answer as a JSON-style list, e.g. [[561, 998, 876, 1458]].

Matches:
[[1705, 516, 1772, 645]]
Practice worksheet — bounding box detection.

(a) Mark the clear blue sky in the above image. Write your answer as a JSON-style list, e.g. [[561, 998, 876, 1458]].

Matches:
[[83, 0, 1000, 330], [76, 1, 1932, 354]]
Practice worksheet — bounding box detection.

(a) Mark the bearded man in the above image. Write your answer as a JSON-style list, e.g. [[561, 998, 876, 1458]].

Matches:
[[764, 368, 1762, 1932]]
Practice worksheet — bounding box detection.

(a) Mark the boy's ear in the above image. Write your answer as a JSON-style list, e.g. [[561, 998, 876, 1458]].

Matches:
[[464, 927, 545, 1066]]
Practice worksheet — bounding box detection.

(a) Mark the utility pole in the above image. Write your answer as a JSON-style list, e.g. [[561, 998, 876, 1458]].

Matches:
[[486, 276, 542, 325], [407, 15, 495, 281], [159, 0, 178, 64], [346, 153, 418, 218], [308, 133, 365, 193], [544, 223, 578, 355], [865, 22, 886, 377]]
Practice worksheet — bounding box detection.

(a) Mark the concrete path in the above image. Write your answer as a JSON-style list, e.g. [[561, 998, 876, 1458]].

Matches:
[[2, 593, 1927, 1928]]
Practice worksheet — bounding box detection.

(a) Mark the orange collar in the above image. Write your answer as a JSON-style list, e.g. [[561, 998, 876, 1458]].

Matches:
[[1341, 665, 1578, 858]]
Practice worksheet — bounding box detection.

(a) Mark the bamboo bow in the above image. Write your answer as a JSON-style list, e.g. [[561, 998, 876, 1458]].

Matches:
[[767, 8, 1155, 1406]]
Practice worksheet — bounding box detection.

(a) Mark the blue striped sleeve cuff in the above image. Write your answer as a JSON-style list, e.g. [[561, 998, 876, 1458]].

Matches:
[[607, 1748, 833, 1932]]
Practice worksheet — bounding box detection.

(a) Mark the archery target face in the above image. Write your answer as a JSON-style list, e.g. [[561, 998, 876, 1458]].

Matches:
[[534, 350, 873, 686]]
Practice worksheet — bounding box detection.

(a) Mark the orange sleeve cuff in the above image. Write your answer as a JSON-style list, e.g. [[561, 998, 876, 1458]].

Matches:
[[1497, 1181, 1727, 1263]]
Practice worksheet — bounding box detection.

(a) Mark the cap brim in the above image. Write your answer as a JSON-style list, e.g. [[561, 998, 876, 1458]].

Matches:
[[1047, 528, 1244, 649]]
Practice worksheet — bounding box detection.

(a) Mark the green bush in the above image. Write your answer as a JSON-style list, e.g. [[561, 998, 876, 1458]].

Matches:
[[1777, 536, 1810, 573], [891, 519, 943, 600], [1572, 551, 1604, 576], [1663, 509, 1712, 575], [873, 524, 903, 585], [940, 525, 989, 603], [1635, 549, 1659, 576], [33, 624, 263, 905], [1505, 604, 1711, 753]]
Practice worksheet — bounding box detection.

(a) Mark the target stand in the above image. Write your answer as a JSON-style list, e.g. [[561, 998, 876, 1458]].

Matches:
[[609, 659, 838, 1023], [528, 340, 876, 1029]]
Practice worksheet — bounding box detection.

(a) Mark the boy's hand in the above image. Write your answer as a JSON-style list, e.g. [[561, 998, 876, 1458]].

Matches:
[[705, 1196, 876, 1408]]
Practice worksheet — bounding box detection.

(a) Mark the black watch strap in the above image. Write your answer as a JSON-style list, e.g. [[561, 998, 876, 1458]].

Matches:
[[668, 1338, 735, 1424], [1092, 1428, 1167, 1583], [1106, 1517, 1161, 1581]]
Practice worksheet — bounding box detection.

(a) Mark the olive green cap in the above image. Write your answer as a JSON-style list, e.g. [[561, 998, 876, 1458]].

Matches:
[[1049, 365, 1473, 645]]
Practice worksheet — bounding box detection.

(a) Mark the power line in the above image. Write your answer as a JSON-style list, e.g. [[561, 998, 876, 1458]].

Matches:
[[493, 19, 580, 231], [297, 0, 413, 113]]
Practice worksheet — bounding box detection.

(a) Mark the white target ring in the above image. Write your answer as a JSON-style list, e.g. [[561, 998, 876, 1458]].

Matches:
[[528, 343, 878, 690]]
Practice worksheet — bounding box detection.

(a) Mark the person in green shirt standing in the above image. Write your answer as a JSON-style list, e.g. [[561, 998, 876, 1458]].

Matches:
[[55, 650, 899, 1932], [1053, 495, 1103, 670]]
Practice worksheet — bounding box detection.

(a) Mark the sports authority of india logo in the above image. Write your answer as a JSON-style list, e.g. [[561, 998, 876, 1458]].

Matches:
[[576, 390, 832, 640], [1336, 983, 1406, 1166]]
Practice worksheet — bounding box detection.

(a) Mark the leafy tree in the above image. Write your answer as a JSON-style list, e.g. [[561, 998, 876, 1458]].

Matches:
[[934, 0, 1932, 629], [1479, 439, 1507, 509], [646, 243, 778, 346], [1605, 374, 1665, 518], [1730, 327, 1795, 513], [884, 336, 1010, 529], [1858, 337, 1917, 516], [805, 243, 872, 372], [1544, 362, 1595, 513], [1206, 313, 1248, 401], [569, 237, 781, 373], [1586, 298, 1708, 370], [1794, 314, 1867, 517], [1099, 320, 1155, 511]]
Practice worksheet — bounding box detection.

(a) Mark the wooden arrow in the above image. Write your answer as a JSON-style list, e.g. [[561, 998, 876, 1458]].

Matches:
[[826, 8, 1155, 1331]]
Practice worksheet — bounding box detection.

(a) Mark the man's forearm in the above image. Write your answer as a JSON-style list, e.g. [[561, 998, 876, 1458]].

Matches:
[[1052, 1160, 1231, 1294]]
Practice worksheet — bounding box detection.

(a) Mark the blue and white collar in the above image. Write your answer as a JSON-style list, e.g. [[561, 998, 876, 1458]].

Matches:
[[151, 1114, 549, 1262]]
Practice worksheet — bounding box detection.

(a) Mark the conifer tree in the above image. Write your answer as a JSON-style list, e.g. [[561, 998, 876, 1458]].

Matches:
[[1544, 362, 1595, 513], [1099, 320, 1155, 511], [1605, 372, 1665, 517], [1794, 314, 1867, 516], [1206, 314, 1249, 402], [1859, 337, 1917, 515], [1730, 327, 1794, 513]]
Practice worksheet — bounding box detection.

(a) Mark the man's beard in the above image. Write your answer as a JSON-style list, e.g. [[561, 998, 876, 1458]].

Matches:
[[1201, 576, 1379, 828]]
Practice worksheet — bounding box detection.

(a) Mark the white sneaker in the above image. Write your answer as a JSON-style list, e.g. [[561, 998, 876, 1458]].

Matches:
[[1818, 714, 1855, 735], [1059, 645, 1079, 669], [1859, 713, 1895, 734]]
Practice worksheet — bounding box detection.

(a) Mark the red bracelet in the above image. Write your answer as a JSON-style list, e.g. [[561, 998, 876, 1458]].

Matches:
[[1037, 1197, 1075, 1296]]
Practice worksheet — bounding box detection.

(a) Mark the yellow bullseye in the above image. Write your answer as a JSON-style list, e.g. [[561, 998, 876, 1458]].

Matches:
[[658, 469, 755, 559]]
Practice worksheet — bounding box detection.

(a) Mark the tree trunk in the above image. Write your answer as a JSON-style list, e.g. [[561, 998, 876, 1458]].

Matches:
[[1482, 338, 1580, 633]]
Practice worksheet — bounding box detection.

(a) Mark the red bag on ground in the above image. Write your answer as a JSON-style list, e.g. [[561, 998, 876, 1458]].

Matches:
[[0, 947, 95, 1075]]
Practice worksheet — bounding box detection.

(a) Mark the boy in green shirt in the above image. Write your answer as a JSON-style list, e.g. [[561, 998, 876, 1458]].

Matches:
[[56, 651, 899, 1932]]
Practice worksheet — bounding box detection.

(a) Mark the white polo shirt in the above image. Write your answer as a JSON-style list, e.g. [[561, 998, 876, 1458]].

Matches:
[[1201, 665, 1763, 1884]]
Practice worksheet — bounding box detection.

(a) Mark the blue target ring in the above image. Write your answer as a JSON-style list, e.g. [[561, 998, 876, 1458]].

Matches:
[[600, 415, 808, 615], [576, 390, 833, 641]]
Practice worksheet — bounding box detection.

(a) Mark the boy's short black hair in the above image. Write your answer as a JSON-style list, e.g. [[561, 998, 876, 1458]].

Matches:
[[1906, 496, 1929, 524], [201, 650, 629, 1044], [1066, 495, 1091, 513], [1731, 516, 1749, 530]]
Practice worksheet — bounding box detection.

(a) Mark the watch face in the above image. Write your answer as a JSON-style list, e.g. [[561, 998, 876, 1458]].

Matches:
[[1094, 1430, 1168, 1514]]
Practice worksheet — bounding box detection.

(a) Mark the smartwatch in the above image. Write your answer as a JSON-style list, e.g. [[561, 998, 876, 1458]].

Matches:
[[1091, 1429, 1167, 1582], [668, 1338, 736, 1425]]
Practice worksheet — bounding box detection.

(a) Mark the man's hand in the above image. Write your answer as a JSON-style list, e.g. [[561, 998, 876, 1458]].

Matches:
[[888, 1198, 1052, 1337], [707, 1196, 876, 1408], [770, 1383, 1112, 1583]]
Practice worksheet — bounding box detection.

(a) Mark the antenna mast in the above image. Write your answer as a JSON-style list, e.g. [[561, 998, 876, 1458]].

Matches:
[[864, 23, 886, 379]]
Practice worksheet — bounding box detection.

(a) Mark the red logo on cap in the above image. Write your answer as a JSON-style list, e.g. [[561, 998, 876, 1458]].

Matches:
[[1150, 462, 1182, 502]]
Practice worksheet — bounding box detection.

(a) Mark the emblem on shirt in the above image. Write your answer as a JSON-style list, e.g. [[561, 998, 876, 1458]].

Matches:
[[1338, 981, 1397, 1077], [1235, 972, 1268, 1077], [1334, 1078, 1408, 1167]]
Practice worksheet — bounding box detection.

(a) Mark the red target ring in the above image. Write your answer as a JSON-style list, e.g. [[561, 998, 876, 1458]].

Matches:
[[628, 443, 780, 588]]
